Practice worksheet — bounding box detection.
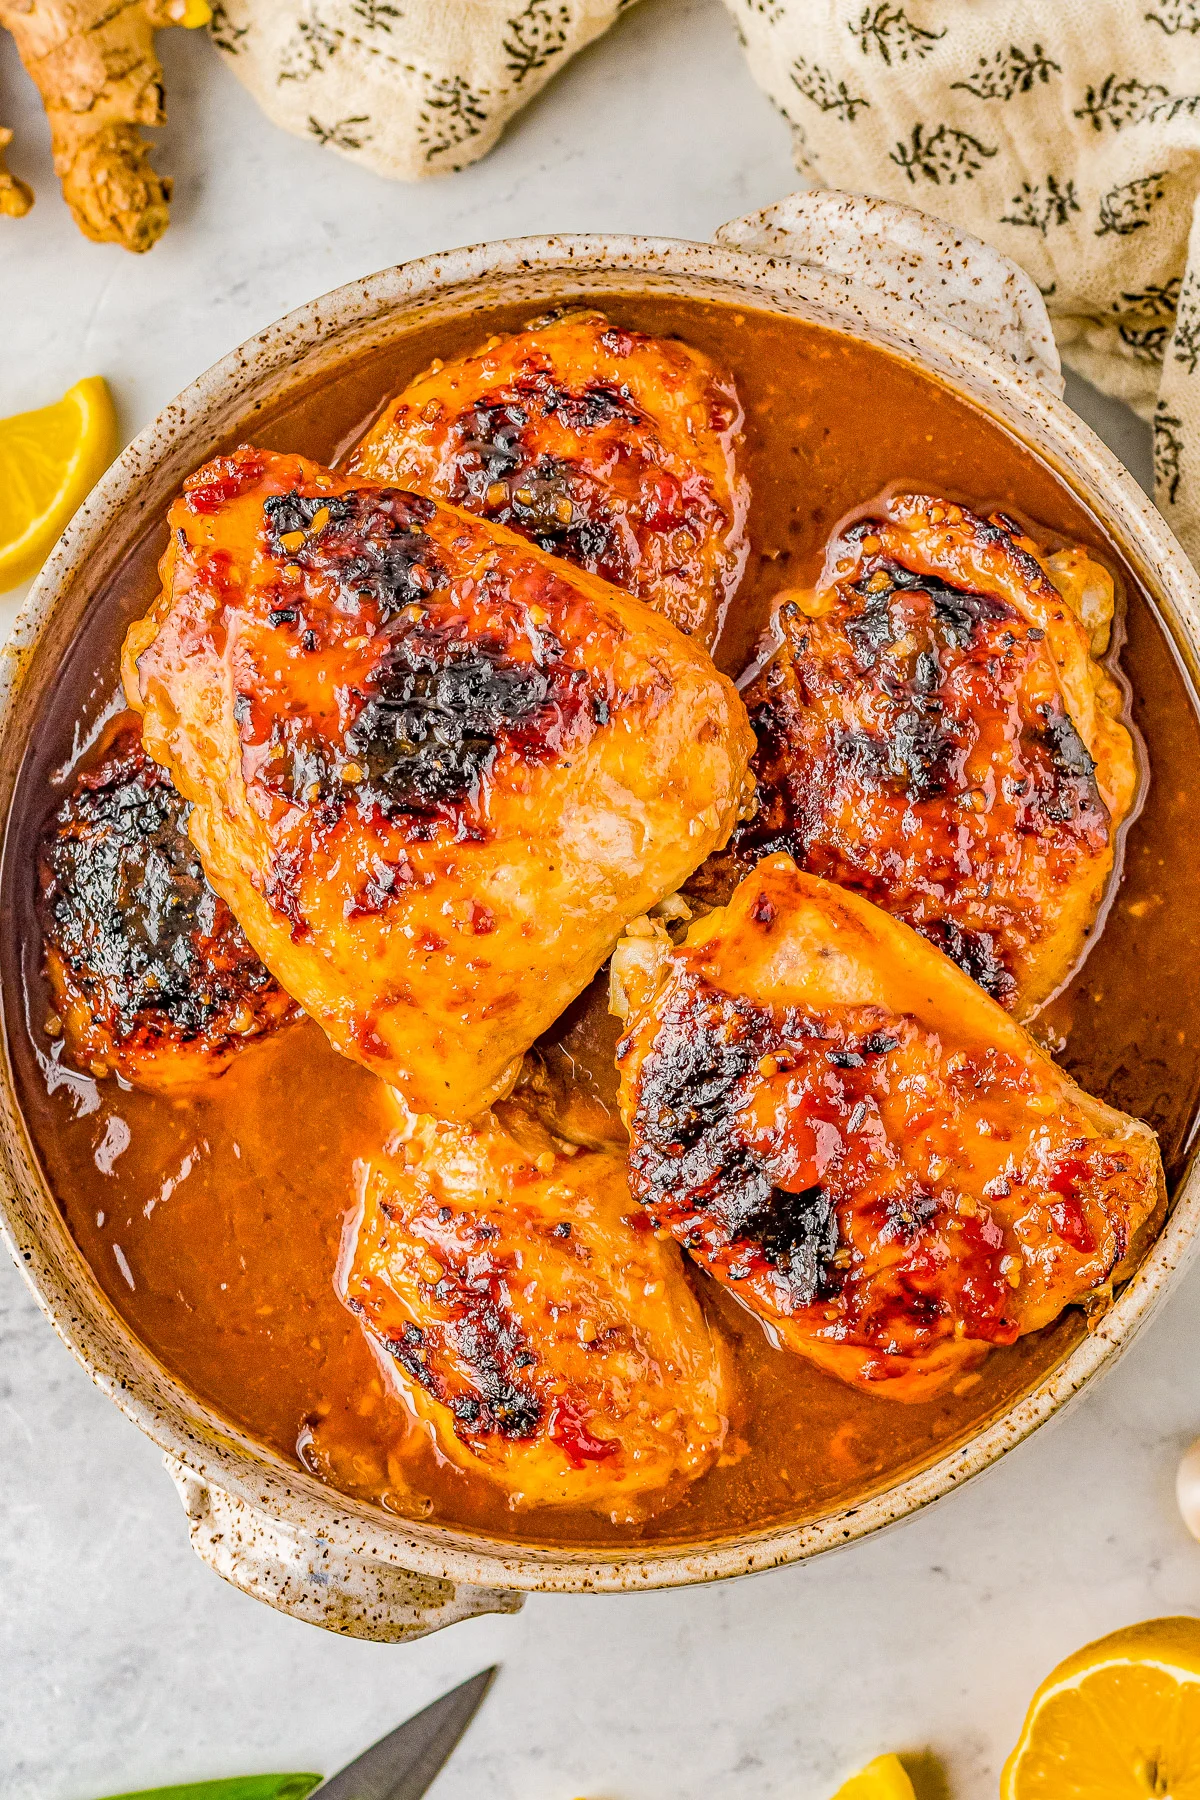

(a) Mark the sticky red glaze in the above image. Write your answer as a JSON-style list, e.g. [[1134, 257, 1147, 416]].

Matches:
[[704, 505, 1121, 1011], [39, 716, 296, 1087], [623, 956, 1149, 1382], [349, 1194, 547, 1446], [340, 1107, 729, 1509], [184, 451, 268, 513], [550, 1399, 622, 1467], [348, 310, 748, 642], [165, 451, 629, 930]]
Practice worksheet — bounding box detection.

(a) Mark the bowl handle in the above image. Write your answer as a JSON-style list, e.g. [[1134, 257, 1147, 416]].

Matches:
[[716, 188, 1064, 396], [165, 1456, 525, 1641]]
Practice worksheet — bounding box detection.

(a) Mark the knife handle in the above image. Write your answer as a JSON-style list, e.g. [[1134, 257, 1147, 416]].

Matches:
[[166, 1457, 524, 1642]]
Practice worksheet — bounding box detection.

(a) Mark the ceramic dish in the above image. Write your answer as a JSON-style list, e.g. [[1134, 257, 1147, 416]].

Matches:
[[3, 191, 1199, 1641]]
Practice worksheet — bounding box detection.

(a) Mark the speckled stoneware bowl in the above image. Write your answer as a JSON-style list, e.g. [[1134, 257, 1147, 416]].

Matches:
[[3, 190, 1200, 1643]]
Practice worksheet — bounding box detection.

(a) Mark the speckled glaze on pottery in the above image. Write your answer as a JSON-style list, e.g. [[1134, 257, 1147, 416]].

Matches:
[[3, 191, 1199, 1642]]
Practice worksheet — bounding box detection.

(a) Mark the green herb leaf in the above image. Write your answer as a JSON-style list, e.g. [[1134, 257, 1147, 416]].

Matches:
[[96, 1776, 323, 1800]]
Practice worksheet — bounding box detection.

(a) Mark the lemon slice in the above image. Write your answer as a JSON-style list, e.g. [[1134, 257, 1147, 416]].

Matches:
[[830, 1754, 916, 1800], [0, 376, 118, 591], [1002, 1616, 1200, 1798]]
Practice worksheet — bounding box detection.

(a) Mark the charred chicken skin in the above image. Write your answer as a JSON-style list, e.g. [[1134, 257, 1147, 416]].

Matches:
[[40, 716, 297, 1089], [348, 310, 749, 645], [123, 447, 753, 1119], [343, 1098, 730, 1515], [706, 495, 1137, 1015], [614, 855, 1163, 1402]]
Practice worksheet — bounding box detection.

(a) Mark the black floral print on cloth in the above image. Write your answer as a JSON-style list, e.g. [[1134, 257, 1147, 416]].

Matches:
[[730, 0, 1200, 561], [208, 0, 636, 179]]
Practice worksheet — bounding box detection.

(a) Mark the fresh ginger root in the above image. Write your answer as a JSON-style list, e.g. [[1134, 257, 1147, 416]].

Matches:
[[0, 0, 210, 251], [0, 125, 33, 214]]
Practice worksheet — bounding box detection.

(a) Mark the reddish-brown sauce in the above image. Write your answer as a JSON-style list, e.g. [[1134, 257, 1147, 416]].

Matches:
[[5, 298, 1200, 1551]]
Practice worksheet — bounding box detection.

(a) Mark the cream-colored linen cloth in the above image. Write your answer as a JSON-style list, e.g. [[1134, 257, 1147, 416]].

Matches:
[[728, 0, 1200, 556], [206, 0, 631, 177], [210, 0, 1200, 553]]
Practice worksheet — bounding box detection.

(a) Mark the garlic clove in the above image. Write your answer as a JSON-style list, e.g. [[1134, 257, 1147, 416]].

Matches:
[[1176, 1437, 1200, 1541]]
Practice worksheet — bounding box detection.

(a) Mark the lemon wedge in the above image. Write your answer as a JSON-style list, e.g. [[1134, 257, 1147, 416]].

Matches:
[[0, 376, 118, 591], [1002, 1615, 1200, 1798], [830, 1754, 916, 1800]]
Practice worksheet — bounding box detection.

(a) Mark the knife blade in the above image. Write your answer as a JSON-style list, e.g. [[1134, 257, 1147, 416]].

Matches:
[[313, 1667, 497, 1800]]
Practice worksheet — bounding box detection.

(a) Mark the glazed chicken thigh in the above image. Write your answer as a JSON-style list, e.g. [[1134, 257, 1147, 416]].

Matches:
[[40, 717, 297, 1089], [705, 495, 1137, 1015], [614, 855, 1163, 1402], [349, 310, 748, 645], [123, 448, 753, 1118], [343, 1098, 730, 1515]]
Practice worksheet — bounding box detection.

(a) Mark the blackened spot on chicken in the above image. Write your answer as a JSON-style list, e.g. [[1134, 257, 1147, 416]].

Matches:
[[263, 488, 443, 622], [846, 560, 1013, 667], [547, 381, 639, 432], [370, 1314, 435, 1391], [931, 584, 1013, 646], [344, 629, 556, 814], [1011, 703, 1107, 833], [844, 587, 896, 669], [487, 462, 624, 572], [628, 981, 843, 1308], [836, 705, 964, 805], [456, 401, 530, 483], [450, 1305, 541, 1425], [636, 993, 760, 1147], [263, 490, 353, 541], [757, 1184, 840, 1308], [354, 1252, 544, 1441], [921, 919, 1015, 1005], [1041, 706, 1099, 787], [252, 480, 613, 827], [41, 721, 286, 1051], [451, 380, 637, 490], [823, 571, 1015, 804], [439, 381, 651, 577], [880, 1187, 940, 1246], [567, 515, 619, 563]]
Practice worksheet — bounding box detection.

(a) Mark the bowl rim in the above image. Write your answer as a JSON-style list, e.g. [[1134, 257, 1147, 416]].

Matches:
[[3, 228, 1200, 1596]]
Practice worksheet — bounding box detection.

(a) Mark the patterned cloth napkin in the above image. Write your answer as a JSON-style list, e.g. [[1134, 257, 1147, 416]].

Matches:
[[210, 0, 1200, 556], [207, 1, 634, 175], [734, 0, 1200, 559]]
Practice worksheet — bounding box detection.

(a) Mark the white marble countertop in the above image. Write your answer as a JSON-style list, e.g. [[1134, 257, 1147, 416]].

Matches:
[[1, 2, 1194, 1795]]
